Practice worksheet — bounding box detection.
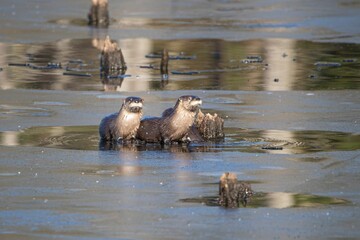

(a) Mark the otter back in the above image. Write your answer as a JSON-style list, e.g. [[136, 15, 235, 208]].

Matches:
[[136, 117, 162, 143]]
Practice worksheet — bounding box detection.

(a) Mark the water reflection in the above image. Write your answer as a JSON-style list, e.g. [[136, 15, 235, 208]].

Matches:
[[1, 125, 359, 154], [181, 191, 350, 209], [0, 38, 359, 91]]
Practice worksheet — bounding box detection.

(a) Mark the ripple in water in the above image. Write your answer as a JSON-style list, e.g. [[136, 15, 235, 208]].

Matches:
[[0, 125, 359, 153]]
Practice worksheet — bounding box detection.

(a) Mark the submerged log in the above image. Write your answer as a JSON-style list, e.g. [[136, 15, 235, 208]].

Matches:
[[218, 172, 253, 208], [100, 36, 127, 77], [195, 109, 224, 140], [88, 0, 109, 27]]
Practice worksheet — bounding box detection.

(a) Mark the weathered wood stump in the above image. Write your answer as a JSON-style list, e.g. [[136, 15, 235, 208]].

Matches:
[[218, 172, 253, 208], [160, 48, 169, 83], [100, 36, 127, 77], [88, 0, 109, 27], [160, 49, 169, 75], [195, 109, 224, 140]]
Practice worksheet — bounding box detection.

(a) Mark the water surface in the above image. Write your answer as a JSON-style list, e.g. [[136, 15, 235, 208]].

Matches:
[[1, 38, 360, 91], [1, 0, 360, 239]]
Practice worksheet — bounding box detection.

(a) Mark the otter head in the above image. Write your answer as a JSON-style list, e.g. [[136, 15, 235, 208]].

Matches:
[[177, 95, 202, 112], [123, 96, 143, 113]]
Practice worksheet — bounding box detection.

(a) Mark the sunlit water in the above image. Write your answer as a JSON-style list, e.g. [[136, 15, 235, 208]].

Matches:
[[1, 38, 360, 91]]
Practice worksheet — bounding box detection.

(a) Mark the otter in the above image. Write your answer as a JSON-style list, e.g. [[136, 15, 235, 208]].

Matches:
[[99, 96, 143, 142], [136, 95, 202, 144]]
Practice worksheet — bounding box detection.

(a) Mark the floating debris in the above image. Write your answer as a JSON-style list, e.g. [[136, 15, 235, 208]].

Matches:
[[8, 63, 30, 67], [145, 53, 162, 59], [63, 72, 92, 77], [139, 65, 155, 69], [107, 74, 131, 79], [30, 62, 62, 70], [342, 58, 357, 63], [241, 55, 263, 63], [170, 55, 196, 60], [145, 53, 196, 60], [273, 78, 279, 82], [314, 62, 341, 67], [9, 62, 62, 70], [171, 70, 199, 75], [261, 146, 283, 150]]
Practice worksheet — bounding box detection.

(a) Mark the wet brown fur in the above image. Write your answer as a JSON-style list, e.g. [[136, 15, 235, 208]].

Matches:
[[136, 95, 202, 143], [99, 97, 143, 141]]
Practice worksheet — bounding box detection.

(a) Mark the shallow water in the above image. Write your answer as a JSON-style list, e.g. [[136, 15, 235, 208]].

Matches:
[[1, 125, 359, 154], [1, 38, 360, 91], [1, 0, 360, 239]]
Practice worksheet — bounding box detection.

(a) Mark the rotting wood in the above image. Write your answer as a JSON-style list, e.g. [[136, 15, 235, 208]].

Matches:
[[219, 172, 253, 208], [100, 36, 127, 77]]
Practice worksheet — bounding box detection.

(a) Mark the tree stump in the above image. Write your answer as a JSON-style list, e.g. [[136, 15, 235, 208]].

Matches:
[[88, 0, 110, 27], [160, 49, 169, 75], [218, 172, 253, 208], [100, 36, 127, 77], [160, 48, 169, 82], [195, 109, 224, 140]]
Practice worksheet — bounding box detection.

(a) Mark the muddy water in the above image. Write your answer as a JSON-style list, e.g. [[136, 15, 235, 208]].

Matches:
[[1, 0, 360, 239]]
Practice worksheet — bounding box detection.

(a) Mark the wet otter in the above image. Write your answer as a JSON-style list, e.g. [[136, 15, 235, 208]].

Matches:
[[136, 95, 202, 144], [162, 103, 225, 142], [218, 172, 253, 208], [99, 96, 143, 142]]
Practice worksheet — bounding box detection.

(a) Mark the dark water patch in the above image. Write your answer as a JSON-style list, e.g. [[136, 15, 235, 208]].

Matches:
[[1, 39, 360, 91], [0, 126, 359, 154], [181, 192, 350, 209]]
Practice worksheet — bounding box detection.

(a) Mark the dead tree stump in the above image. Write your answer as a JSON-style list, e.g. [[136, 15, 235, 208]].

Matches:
[[218, 172, 253, 208], [100, 36, 127, 77], [88, 0, 110, 27], [160, 48, 169, 83], [195, 109, 225, 140], [160, 49, 169, 75]]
